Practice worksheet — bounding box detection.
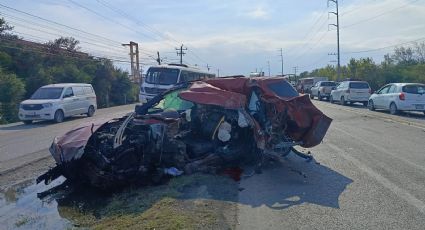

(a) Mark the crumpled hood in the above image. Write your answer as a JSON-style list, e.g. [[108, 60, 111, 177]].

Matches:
[[50, 118, 111, 164], [179, 77, 332, 148]]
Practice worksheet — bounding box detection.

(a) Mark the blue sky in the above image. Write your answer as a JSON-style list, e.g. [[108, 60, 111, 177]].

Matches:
[[1, 0, 424, 76]]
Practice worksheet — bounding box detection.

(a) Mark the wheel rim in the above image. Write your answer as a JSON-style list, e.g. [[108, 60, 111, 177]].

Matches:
[[56, 111, 63, 122], [368, 100, 374, 110], [89, 106, 94, 115], [390, 104, 396, 114]]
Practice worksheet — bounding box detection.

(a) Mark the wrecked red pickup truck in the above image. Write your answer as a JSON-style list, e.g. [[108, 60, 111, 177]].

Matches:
[[37, 77, 332, 189]]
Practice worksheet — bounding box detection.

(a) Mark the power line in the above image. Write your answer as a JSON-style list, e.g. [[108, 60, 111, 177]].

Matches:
[[341, 0, 420, 29], [94, 0, 213, 68], [343, 36, 425, 54], [0, 3, 124, 46], [66, 0, 160, 42]]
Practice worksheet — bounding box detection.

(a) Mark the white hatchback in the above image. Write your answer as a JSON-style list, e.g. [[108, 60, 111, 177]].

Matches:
[[368, 83, 425, 115], [19, 83, 97, 124]]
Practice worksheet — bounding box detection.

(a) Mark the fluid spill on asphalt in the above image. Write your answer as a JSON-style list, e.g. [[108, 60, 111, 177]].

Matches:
[[0, 177, 72, 229]]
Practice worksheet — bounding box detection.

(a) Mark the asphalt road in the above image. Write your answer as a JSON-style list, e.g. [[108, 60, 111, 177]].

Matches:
[[0, 104, 136, 174], [237, 100, 425, 230], [2, 100, 425, 229]]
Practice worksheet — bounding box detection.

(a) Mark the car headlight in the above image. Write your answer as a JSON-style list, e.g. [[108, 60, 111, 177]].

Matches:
[[42, 103, 53, 108]]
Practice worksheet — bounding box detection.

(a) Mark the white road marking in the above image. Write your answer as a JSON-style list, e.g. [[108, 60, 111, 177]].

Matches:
[[332, 125, 425, 173], [327, 143, 425, 215]]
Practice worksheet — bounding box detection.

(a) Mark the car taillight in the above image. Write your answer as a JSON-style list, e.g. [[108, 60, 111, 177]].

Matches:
[[399, 93, 405, 101], [346, 89, 350, 93]]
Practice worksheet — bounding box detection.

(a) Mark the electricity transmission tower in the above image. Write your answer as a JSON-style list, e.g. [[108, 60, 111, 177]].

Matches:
[[176, 44, 187, 65], [122, 41, 140, 83], [328, 0, 341, 81]]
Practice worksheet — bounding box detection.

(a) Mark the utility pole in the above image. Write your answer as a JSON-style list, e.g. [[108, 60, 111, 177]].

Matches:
[[122, 41, 140, 83], [267, 61, 271, 77], [156, 51, 161, 65], [175, 44, 187, 65], [328, 0, 341, 81], [279, 48, 284, 77], [217, 69, 220, 77], [293, 66, 298, 82]]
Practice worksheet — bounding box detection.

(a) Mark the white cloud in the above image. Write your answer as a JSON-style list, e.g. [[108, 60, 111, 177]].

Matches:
[[246, 7, 269, 19]]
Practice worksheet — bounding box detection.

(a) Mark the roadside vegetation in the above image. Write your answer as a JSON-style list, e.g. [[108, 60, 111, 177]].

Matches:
[[300, 42, 425, 90], [0, 18, 138, 124], [56, 174, 238, 229]]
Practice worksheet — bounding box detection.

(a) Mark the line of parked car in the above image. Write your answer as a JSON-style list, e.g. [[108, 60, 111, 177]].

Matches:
[[309, 80, 425, 116]]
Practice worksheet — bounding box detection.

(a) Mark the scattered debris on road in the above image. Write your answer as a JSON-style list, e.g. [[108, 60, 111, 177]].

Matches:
[[37, 77, 332, 189]]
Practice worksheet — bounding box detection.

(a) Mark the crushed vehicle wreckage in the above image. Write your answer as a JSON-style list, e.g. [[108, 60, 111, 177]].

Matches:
[[37, 77, 332, 189]]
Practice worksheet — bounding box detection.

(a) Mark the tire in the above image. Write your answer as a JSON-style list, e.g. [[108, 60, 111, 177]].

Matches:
[[389, 103, 398, 115], [318, 93, 322, 101], [54, 110, 64, 123], [310, 93, 314, 99], [363, 101, 368, 107], [23, 120, 33, 125], [341, 96, 347, 106], [368, 100, 375, 111], [87, 105, 95, 117], [330, 95, 334, 104]]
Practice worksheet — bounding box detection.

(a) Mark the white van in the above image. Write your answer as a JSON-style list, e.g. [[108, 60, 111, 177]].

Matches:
[[19, 83, 97, 124]]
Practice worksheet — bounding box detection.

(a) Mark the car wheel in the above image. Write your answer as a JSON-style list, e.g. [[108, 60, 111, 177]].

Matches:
[[363, 101, 368, 107], [330, 96, 334, 103], [368, 100, 375, 111], [341, 96, 346, 105], [389, 103, 398, 115], [318, 93, 322, 101], [87, 105, 95, 117], [23, 120, 33, 125], [54, 110, 64, 123], [310, 93, 314, 99]]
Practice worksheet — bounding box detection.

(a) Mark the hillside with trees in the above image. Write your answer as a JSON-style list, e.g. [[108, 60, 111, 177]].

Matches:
[[0, 18, 138, 124], [300, 43, 425, 90]]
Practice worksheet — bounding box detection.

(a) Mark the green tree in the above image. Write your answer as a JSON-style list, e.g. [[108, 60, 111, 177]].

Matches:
[[0, 68, 25, 123]]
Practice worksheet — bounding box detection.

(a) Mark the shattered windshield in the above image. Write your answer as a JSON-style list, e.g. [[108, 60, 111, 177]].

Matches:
[[145, 67, 180, 85], [30, 87, 63, 99], [268, 81, 299, 98], [153, 89, 194, 111]]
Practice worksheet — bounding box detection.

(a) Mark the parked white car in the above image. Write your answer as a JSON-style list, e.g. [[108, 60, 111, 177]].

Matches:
[[19, 83, 97, 124], [330, 81, 371, 106], [368, 83, 425, 115]]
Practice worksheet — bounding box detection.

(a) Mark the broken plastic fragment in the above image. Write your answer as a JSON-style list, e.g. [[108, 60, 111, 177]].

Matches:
[[164, 167, 183, 176], [218, 121, 232, 142], [238, 110, 249, 128], [185, 109, 192, 122]]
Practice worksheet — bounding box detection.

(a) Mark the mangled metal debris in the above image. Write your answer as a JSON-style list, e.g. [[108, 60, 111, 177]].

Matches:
[[37, 77, 332, 189]]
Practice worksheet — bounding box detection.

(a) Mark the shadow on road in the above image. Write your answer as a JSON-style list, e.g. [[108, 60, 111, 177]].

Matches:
[[237, 154, 353, 210]]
